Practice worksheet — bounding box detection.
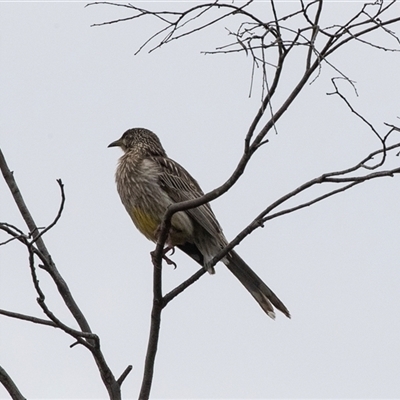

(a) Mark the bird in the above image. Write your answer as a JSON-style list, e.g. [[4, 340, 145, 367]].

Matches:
[[108, 128, 290, 319]]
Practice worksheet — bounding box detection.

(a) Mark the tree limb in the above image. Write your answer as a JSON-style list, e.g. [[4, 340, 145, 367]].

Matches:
[[0, 149, 122, 399], [0, 366, 26, 400], [0, 149, 92, 335]]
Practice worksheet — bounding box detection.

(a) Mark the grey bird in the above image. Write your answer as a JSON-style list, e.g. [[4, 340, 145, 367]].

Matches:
[[109, 127, 290, 319]]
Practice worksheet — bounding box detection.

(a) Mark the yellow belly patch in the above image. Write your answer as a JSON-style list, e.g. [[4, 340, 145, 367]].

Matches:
[[129, 206, 160, 242]]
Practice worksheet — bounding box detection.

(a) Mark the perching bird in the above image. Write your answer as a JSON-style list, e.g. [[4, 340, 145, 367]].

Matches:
[[108, 128, 290, 319]]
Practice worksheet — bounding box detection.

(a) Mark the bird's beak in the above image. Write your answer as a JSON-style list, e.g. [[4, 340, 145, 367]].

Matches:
[[108, 138, 123, 148]]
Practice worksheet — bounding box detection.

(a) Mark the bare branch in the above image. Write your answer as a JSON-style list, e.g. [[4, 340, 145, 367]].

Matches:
[[139, 251, 163, 399], [328, 77, 388, 168], [0, 222, 30, 247], [31, 179, 65, 244], [0, 149, 92, 334], [117, 365, 133, 386], [207, 140, 400, 269], [0, 365, 26, 400], [162, 268, 206, 308], [0, 149, 122, 399], [0, 309, 57, 328], [27, 246, 97, 348], [326, 12, 400, 57]]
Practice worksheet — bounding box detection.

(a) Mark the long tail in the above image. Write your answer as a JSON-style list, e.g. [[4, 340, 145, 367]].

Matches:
[[224, 250, 290, 319]]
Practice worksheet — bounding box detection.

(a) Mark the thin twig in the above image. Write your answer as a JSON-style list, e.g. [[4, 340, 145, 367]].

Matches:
[[207, 142, 400, 270], [117, 365, 133, 386], [162, 268, 206, 308], [31, 179, 66, 244], [0, 309, 57, 328]]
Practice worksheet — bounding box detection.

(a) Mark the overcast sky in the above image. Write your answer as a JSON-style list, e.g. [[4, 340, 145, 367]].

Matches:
[[1, 1, 400, 399]]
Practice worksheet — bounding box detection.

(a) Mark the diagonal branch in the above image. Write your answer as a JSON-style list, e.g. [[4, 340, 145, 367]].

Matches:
[[0, 309, 57, 328], [162, 268, 206, 308], [0, 366, 26, 400], [0, 149, 123, 399], [0, 149, 92, 334], [207, 141, 400, 269]]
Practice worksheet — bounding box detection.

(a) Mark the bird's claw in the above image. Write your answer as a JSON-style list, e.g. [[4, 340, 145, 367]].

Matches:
[[162, 254, 178, 269], [162, 246, 177, 269]]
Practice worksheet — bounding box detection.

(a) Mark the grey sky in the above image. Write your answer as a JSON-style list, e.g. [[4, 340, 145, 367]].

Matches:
[[1, 2, 400, 399]]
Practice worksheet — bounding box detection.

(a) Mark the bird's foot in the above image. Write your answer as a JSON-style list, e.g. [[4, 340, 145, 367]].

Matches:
[[204, 261, 215, 275], [162, 246, 177, 269]]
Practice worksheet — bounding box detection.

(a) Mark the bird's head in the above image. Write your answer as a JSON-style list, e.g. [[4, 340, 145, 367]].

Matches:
[[108, 128, 167, 157]]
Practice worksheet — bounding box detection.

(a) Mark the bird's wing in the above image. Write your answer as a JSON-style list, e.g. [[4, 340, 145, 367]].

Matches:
[[152, 156, 224, 240]]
